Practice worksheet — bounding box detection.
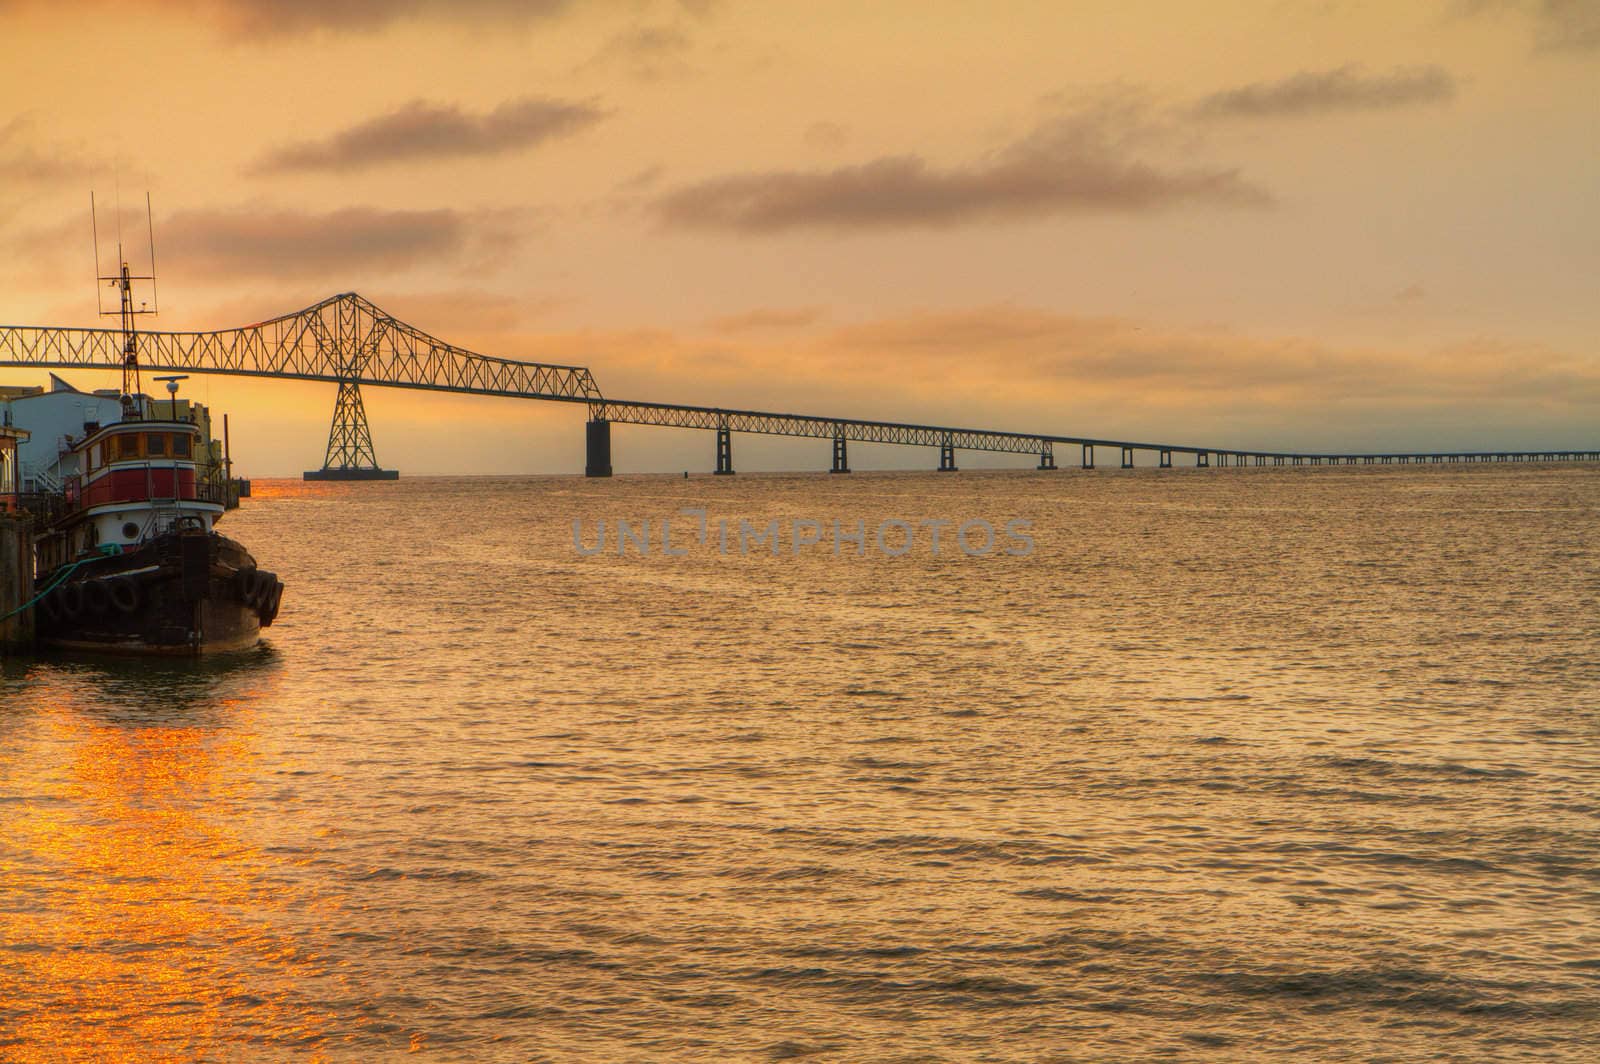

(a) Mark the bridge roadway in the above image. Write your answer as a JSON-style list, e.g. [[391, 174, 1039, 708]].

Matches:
[[2, 292, 1595, 476]]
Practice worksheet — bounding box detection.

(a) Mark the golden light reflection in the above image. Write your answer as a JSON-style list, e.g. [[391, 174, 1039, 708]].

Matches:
[[0, 687, 336, 1062]]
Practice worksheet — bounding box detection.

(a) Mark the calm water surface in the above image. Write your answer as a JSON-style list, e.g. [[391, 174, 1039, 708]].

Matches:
[[2, 467, 1598, 1061]]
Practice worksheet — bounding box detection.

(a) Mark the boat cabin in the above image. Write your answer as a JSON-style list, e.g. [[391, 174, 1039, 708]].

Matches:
[[35, 419, 224, 571]]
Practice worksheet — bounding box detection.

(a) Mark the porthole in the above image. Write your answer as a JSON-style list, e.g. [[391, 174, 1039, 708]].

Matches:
[[122, 522, 140, 541]]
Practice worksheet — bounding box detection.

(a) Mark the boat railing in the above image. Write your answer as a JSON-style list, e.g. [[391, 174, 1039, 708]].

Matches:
[[15, 492, 71, 527], [64, 463, 229, 509]]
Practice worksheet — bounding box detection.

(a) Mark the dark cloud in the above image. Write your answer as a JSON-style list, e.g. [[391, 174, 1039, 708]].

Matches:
[[252, 97, 605, 174], [156, 206, 515, 278], [1530, 0, 1600, 50], [1194, 65, 1457, 119], [654, 112, 1270, 232], [1457, 0, 1600, 52], [1, 1, 723, 38], [0, 0, 572, 35], [197, 0, 569, 37]]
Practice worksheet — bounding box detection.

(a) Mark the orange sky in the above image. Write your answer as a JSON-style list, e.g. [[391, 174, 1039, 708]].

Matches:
[[1, 0, 1596, 473]]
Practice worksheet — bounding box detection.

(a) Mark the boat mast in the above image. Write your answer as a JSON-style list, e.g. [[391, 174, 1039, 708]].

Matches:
[[91, 191, 159, 418]]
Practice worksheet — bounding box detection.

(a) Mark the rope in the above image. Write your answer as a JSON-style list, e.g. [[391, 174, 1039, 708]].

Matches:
[[0, 544, 121, 625]]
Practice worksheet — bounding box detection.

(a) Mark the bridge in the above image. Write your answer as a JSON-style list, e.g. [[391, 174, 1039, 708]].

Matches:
[[2, 292, 1595, 476]]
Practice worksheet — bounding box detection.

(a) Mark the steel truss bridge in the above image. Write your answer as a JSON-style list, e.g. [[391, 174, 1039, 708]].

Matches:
[[2, 292, 1595, 477]]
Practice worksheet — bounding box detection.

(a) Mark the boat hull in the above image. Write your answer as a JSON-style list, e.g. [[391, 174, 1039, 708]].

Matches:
[[34, 531, 282, 656]]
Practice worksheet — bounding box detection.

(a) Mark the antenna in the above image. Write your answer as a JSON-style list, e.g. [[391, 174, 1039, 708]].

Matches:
[[145, 192, 158, 315], [90, 189, 160, 410], [90, 191, 105, 316]]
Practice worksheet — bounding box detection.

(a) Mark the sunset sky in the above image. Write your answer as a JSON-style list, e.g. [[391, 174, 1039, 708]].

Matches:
[[1, 0, 1596, 474]]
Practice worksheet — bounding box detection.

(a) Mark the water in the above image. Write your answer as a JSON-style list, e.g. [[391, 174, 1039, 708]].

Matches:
[[2, 467, 1598, 1061]]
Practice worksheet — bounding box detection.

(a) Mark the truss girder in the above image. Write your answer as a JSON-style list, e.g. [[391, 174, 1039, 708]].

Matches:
[[3, 293, 1593, 466], [593, 400, 1052, 455], [0, 292, 601, 403]]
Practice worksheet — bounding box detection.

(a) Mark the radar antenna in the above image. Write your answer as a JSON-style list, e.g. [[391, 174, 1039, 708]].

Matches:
[[91, 190, 159, 416]]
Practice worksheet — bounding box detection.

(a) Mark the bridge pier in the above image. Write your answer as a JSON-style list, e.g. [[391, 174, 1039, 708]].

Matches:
[[715, 426, 735, 475], [1121, 446, 1134, 469], [585, 418, 613, 478], [1293, 456, 1303, 465], [831, 435, 850, 473], [1159, 449, 1172, 468], [938, 438, 958, 472], [1273, 456, 1284, 466], [1038, 443, 1056, 470], [1082, 444, 1095, 470], [1197, 451, 1209, 468]]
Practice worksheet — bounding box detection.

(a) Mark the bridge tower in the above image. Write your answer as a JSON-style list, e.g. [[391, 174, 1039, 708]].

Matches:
[[304, 381, 398, 481]]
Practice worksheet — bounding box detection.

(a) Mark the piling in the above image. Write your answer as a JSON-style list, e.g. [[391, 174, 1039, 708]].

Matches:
[[0, 515, 34, 654], [585, 419, 613, 478]]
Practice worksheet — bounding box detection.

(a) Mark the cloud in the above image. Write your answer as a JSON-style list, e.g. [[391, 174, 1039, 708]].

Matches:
[[195, 0, 569, 37], [1193, 65, 1457, 119], [1, 0, 724, 38], [155, 206, 521, 278], [803, 121, 850, 150], [0, 0, 573, 36], [252, 96, 605, 174], [654, 109, 1270, 232], [582, 24, 696, 81], [706, 306, 825, 333], [1454, 0, 1600, 52], [0, 116, 94, 182]]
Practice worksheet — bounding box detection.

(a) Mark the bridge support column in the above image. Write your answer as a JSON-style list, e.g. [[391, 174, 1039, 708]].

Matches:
[[830, 436, 850, 473], [1293, 456, 1303, 465], [1159, 449, 1172, 468], [1120, 446, 1134, 469], [715, 427, 734, 475], [1197, 451, 1209, 468], [938, 436, 957, 472], [584, 418, 613, 478], [1082, 444, 1095, 470], [1038, 443, 1056, 470], [1273, 456, 1284, 466]]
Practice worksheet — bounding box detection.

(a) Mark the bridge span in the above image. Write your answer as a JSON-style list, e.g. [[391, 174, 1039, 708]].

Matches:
[[3, 293, 1595, 476]]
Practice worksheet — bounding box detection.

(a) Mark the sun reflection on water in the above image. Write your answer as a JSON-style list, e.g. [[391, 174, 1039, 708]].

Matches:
[[0, 655, 337, 1062]]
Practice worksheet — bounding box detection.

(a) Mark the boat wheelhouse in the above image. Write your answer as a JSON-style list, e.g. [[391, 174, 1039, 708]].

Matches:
[[36, 418, 225, 572]]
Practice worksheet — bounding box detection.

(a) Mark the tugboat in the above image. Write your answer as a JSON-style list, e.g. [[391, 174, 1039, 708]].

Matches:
[[28, 203, 283, 655], [30, 403, 283, 655]]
